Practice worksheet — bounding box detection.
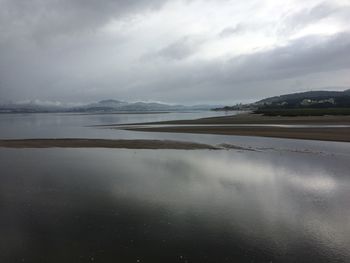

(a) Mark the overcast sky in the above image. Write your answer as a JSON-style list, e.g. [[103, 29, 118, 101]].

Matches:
[[1, 0, 350, 104]]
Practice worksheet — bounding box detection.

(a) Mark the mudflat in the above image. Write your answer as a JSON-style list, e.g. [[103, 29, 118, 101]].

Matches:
[[0, 139, 219, 150], [115, 113, 350, 142], [116, 113, 350, 125]]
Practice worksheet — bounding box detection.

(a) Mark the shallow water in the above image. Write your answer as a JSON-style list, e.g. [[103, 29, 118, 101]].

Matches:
[[1, 111, 349, 155], [0, 148, 349, 262], [0, 111, 229, 139], [1, 112, 350, 262]]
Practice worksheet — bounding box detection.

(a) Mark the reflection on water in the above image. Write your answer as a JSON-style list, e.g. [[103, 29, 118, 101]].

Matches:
[[0, 111, 229, 139], [0, 148, 349, 262]]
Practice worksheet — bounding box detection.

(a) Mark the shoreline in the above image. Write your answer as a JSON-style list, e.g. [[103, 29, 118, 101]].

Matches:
[[114, 112, 350, 125], [0, 138, 220, 150], [112, 113, 350, 142]]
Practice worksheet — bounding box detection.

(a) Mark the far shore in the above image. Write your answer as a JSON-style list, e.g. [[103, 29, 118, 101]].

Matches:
[[113, 113, 350, 142]]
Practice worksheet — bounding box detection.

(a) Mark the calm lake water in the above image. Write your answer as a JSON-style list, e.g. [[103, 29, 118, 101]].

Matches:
[[0, 112, 350, 262], [0, 111, 228, 139]]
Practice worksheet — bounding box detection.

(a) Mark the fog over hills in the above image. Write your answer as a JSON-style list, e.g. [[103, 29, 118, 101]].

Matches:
[[0, 99, 222, 113], [3, 88, 350, 113]]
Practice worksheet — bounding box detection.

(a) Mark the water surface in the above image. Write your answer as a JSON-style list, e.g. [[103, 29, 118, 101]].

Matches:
[[0, 148, 349, 262], [1, 112, 350, 262], [0, 111, 228, 139]]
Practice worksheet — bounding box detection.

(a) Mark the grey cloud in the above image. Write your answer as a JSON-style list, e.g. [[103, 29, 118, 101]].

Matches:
[[0, 0, 167, 44], [0, 0, 349, 104], [137, 31, 350, 102], [2, 30, 350, 103], [281, 2, 349, 33], [224, 33, 350, 83], [153, 36, 201, 60], [295, 2, 337, 21], [219, 3, 349, 40], [219, 24, 247, 37], [237, 32, 349, 84], [0, 0, 170, 102]]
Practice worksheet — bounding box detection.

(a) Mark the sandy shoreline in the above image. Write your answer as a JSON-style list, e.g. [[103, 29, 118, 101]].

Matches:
[[115, 113, 350, 125], [114, 113, 350, 142], [0, 138, 220, 150]]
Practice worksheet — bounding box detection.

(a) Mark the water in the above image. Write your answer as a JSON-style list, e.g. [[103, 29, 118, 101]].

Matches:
[[0, 112, 350, 262], [0, 111, 228, 139], [1, 111, 349, 155], [0, 148, 349, 262]]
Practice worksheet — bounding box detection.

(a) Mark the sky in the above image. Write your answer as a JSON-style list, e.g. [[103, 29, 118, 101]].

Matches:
[[0, 0, 350, 105]]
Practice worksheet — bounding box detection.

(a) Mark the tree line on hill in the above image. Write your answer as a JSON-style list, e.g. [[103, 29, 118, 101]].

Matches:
[[213, 89, 350, 112]]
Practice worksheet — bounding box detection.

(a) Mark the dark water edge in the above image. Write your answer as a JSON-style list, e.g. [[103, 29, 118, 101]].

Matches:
[[1, 148, 349, 263]]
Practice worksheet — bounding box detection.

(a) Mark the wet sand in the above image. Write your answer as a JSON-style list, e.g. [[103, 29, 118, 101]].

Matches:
[[115, 113, 350, 125], [0, 138, 220, 150], [115, 113, 350, 142]]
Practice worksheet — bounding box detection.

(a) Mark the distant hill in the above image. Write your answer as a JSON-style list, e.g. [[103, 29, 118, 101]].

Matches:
[[213, 89, 350, 111], [0, 100, 69, 113], [0, 99, 221, 113], [255, 89, 350, 109], [256, 90, 350, 105]]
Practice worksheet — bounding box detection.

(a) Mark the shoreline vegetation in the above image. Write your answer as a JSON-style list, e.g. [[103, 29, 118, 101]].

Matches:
[[212, 89, 350, 114], [253, 108, 350, 116], [112, 113, 350, 142]]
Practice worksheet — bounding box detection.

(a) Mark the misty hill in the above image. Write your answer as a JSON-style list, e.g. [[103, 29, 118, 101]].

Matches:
[[72, 99, 128, 112], [0, 100, 69, 113], [0, 99, 220, 113], [71, 100, 219, 112]]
